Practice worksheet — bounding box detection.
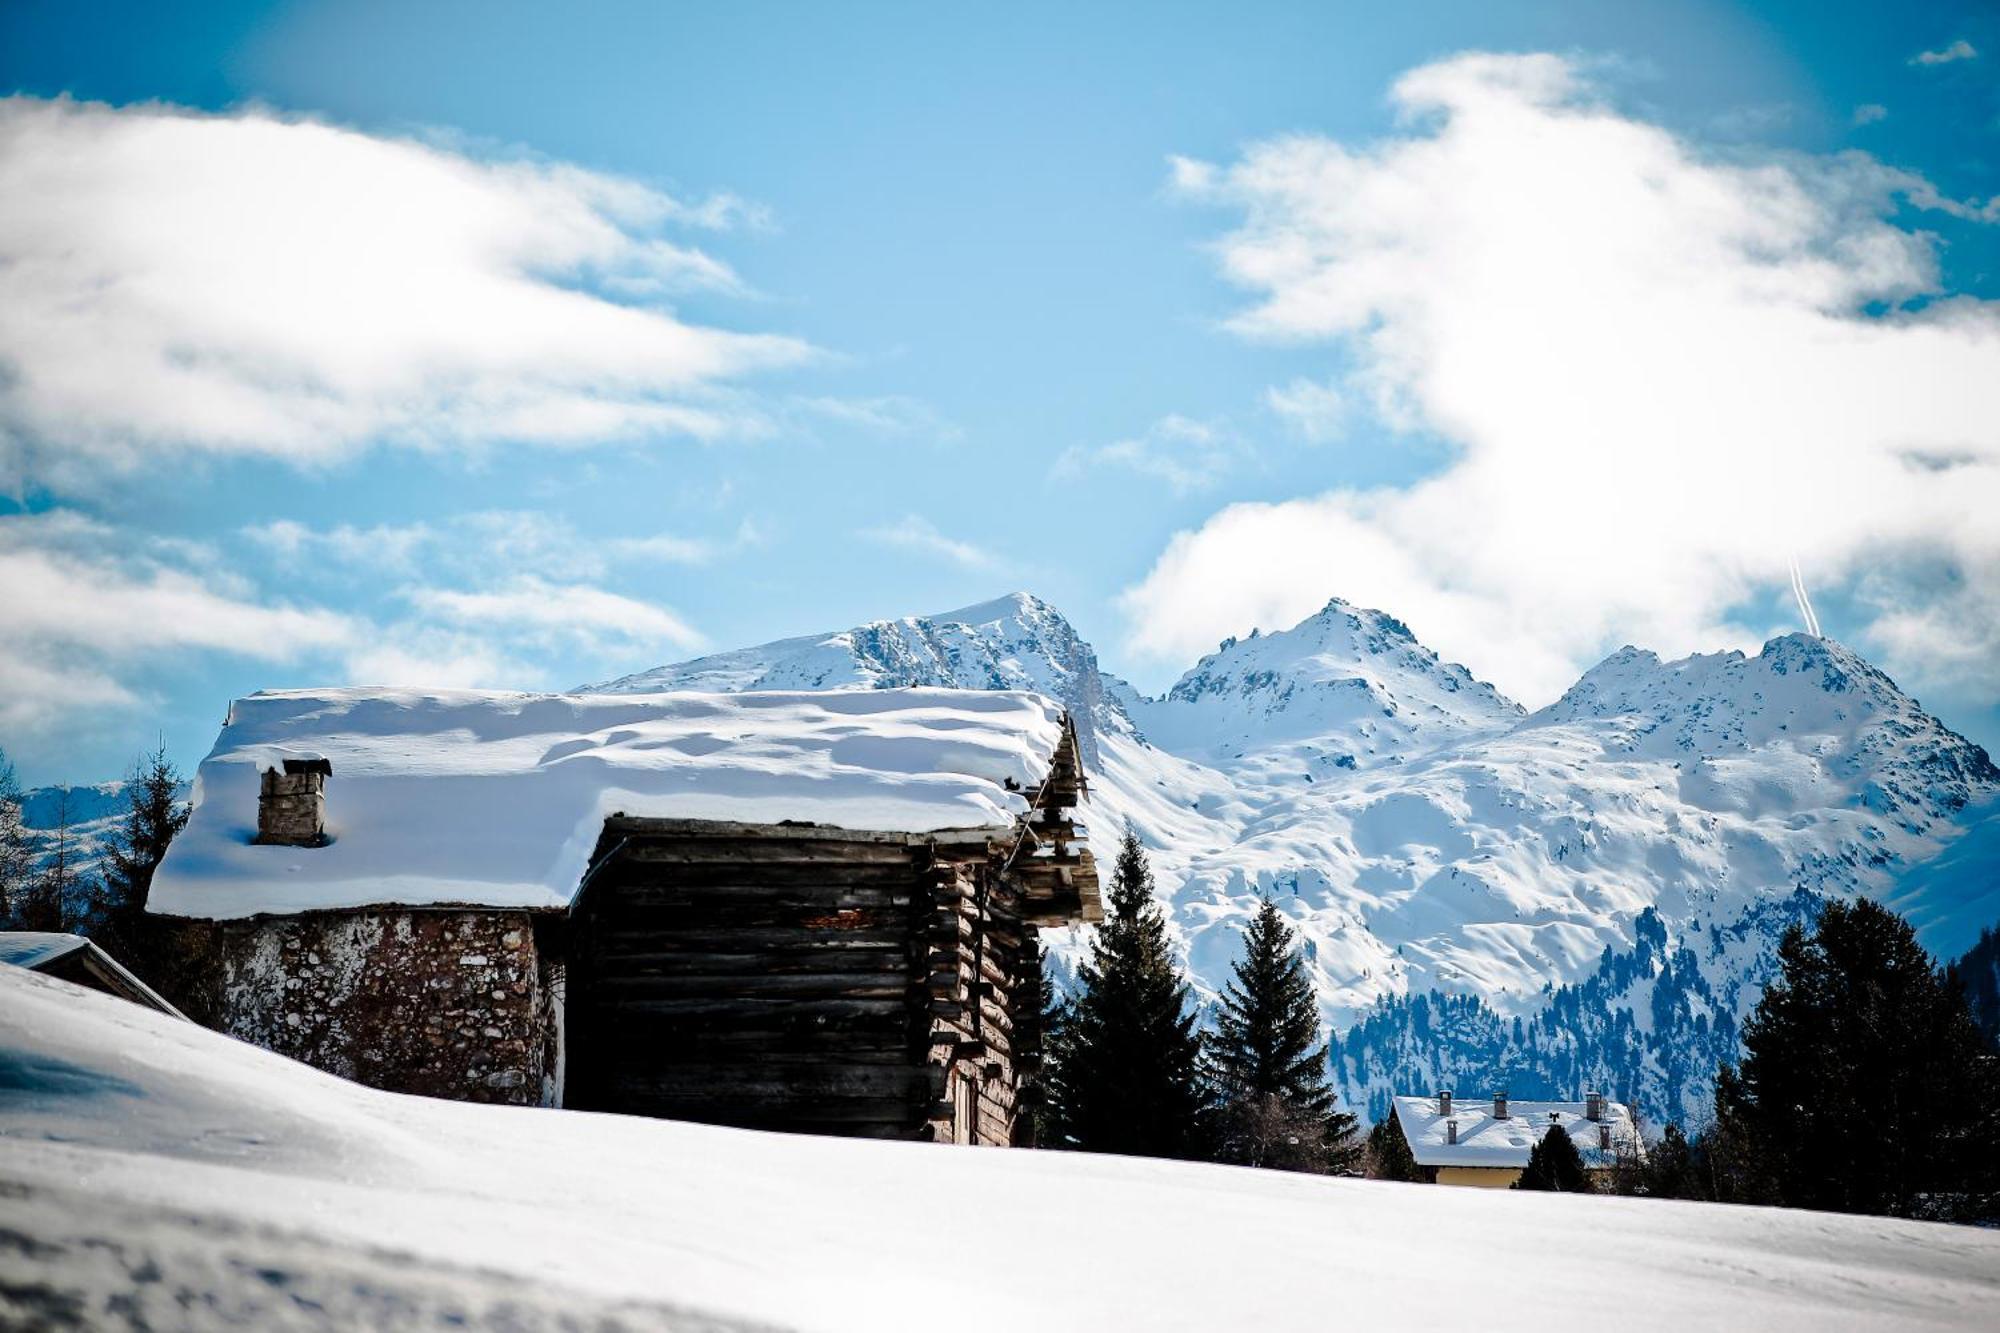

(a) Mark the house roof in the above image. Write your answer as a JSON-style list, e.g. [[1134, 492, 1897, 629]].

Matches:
[[149, 686, 1078, 921], [0, 932, 186, 1018], [1392, 1094, 1638, 1170], [0, 931, 89, 971]]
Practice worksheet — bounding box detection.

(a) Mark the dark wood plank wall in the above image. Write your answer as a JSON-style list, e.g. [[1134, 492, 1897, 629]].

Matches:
[[562, 716, 1099, 1145]]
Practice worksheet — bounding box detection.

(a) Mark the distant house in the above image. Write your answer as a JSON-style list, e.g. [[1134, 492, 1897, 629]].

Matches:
[[0, 932, 186, 1018], [1392, 1090, 1639, 1188], [145, 685, 1098, 1147]]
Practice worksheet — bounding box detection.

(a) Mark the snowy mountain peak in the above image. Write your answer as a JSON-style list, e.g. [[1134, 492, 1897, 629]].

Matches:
[[585, 590, 1130, 762], [1132, 595, 1522, 771], [1538, 632, 1997, 823]]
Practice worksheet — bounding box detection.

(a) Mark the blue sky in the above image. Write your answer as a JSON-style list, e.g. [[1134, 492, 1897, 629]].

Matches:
[[2, 0, 1998, 785]]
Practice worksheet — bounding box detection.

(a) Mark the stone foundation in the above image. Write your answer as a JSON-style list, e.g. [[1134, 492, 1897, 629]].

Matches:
[[155, 909, 562, 1107]]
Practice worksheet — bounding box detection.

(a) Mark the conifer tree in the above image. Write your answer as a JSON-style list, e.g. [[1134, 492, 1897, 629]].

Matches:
[[1363, 1112, 1430, 1183], [97, 746, 188, 954], [1011, 941, 1061, 1147], [1042, 824, 1211, 1159], [1514, 1123, 1591, 1192], [1712, 898, 1998, 1218], [1209, 897, 1359, 1172], [1640, 1123, 1706, 1200]]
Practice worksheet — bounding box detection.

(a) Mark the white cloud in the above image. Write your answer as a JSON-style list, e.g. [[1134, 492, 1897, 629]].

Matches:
[[402, 576, 706, 655], [0, 511, 356, 737], [859, 515, 1000, 570], [1057, 414, 1248, 493], [1265, 378, 1347, 442], [0, 97, 813, 492], [244, 510, 746, 581], [1132, 53, 2000, 709], [1, 508, 718, 752], [1910, 39, 1977, 66], [1852, 104, 1889, 127]]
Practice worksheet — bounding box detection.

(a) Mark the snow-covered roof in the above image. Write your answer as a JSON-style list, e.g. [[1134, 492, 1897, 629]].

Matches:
[[0, 931, 90, 971], [149, 686, 1071, 921], [1392, 1094, 1638, 1170]]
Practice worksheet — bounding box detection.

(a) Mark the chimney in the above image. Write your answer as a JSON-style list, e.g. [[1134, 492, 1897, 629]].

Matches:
[[1438, 1089, 1453, 1117], [1585, 1091, 1604, 1123], [1446, 1118, 1459, 1146], [257, 757, 331, 847], [1493, 1091, 1509, 1120]]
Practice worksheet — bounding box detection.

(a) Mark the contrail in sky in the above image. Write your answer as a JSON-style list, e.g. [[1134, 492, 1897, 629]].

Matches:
[[1788, 555, 1822, 638]]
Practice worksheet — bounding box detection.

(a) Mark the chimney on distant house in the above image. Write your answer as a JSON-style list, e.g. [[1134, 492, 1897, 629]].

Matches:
[[1446, 1118, 1459, 1145], [1493, 1091, 1509, 1120], [257, 757, 331, 847], [1585, 1091, 1605, 1123], [1438, 1089, 1453, 1117]]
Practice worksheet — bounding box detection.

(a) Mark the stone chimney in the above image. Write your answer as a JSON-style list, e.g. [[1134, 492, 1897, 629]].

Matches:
[[1438, 1089, 1453, 1117], [1493, 1091, 1509, 1120], [1446, 1118, 1459, 1146], [1585, 1091, 1605, 1123], [257, 757, 331, 847]]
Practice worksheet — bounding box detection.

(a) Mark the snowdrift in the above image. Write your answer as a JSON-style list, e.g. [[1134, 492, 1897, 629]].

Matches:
[[2, 965, 1995, 1332]]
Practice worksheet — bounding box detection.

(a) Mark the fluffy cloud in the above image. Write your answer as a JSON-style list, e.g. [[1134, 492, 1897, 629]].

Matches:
[[0, 97, 811, 491], [859, 515, 1000, 570], [0, 508, 714, 750], [0, 511, 356, 736], [1129, 53, 2000, 707]]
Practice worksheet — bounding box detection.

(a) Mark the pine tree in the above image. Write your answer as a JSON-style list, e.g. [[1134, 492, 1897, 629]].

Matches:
[[1711, 899, 1999, 1218], [1640, 1123, 1707, 1201], [1011, 941, 1061, 1147], [1514, 1123, 1591, 1192], [1209, 897, 1359, 1172], [1042, 824, 1211, 1159], [1363, 1112, 1429, 1183], [96, 746, 188, 956], [1954, 924, 2000, 1049], [0, 749, 31, 926]]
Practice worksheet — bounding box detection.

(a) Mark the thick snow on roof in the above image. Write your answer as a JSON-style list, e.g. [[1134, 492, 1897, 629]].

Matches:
[[149, 686, 1066, 920], [1393, 1095, 1639, 1170], [0, 931, 89, 971], [7, 967, 1997, 1331]]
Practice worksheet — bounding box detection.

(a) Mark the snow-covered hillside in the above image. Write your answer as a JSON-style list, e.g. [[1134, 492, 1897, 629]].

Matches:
[[7, 966, 1996, 1332], [593, 593, 2000, 1128]]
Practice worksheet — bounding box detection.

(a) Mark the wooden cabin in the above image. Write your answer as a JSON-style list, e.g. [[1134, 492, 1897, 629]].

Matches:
[[147, 686, 1098, 1146]]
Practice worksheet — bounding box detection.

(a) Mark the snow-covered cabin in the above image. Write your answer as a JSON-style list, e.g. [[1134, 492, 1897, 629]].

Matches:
[[146, 686, 1099, 1145], [1392, 1090, 1639, 1188]]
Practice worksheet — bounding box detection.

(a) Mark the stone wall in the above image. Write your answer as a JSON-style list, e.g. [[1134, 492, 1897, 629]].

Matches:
[[156, 909, 563, 1107]]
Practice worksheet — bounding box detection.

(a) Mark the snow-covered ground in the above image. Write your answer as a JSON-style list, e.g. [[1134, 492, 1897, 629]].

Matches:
[[5, 966, 1997, 1332]]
